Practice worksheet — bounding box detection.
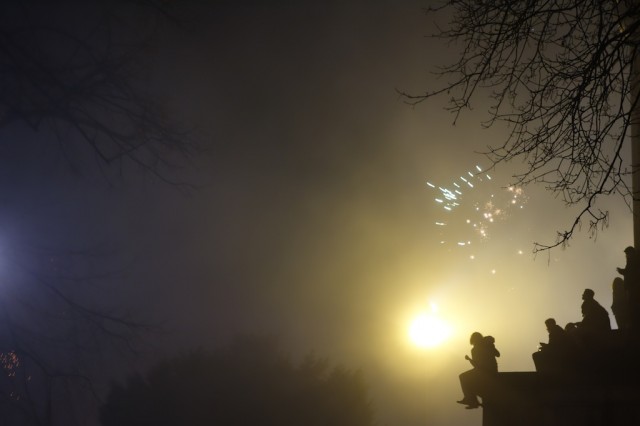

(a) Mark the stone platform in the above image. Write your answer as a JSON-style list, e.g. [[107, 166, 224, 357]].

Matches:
[[483, 370, 640, 426]]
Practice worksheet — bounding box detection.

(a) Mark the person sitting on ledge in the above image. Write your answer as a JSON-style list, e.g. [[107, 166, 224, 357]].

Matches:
[[577, 288, 611, 336], [532, 318, 570, 373], [457, 332, 500, 409]]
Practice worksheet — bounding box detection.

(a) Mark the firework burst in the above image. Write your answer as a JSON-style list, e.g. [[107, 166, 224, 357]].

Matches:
[[427, 165, 528, 249]]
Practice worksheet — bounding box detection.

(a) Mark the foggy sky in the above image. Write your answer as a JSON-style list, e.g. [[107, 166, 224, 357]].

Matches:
[[4, 1, 635, 425], [141, 2, 633, 425]]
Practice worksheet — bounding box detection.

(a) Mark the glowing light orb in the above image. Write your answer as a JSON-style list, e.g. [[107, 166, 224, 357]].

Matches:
[[409, 313, 452, 348]]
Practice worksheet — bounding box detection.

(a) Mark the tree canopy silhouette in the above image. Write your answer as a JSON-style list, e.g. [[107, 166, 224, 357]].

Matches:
[[405, 0, 640, 250], [100, 337, 374, 426], [0, 1, 196, 424]]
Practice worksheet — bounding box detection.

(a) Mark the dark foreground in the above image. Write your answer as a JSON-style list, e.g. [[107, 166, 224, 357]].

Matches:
[[483, 331, 640, 426]]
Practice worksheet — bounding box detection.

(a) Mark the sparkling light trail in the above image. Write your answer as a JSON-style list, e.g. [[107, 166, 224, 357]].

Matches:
[[426, 165, 528, 251]]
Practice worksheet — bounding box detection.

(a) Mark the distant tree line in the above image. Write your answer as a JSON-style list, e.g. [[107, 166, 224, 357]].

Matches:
[[100, 336, 374, 426]]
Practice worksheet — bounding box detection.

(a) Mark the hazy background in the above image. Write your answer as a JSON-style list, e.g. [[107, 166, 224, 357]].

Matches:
[[5, 1, 633, 425]]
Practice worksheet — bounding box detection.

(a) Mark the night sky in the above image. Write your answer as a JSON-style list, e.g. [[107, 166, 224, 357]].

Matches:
[[4, 1, 636, 425]]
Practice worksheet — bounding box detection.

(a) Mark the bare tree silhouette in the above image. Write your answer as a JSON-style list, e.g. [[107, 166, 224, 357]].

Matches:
[[0, 1, 196, 184], [0, 1, 197, 424], [403, 0, 640, 251]]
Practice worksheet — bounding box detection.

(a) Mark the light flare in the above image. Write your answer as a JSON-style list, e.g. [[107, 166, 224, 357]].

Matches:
[[408, 303, 453, 348]]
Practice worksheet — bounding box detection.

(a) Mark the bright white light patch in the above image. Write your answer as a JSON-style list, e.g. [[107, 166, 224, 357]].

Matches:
[[409, 313, 452, 348]]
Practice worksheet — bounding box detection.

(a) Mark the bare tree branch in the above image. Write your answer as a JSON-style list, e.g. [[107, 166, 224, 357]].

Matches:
[[404, 0, 640, 251], [0, 2, 196, 424], [0, 1, 198, 186]]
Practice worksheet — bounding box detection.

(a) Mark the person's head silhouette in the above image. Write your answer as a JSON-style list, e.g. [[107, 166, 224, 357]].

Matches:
[[613, 277, 624, 292], [544, 318, 556, 331], [625, 246, 635, 260], [470, 332, 483, 346], [582, 288, 595, 300]]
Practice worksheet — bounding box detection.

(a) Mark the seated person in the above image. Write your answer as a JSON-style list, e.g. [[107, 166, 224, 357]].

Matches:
[[532, 318, 570, 373], [457, 332, 500, 409]]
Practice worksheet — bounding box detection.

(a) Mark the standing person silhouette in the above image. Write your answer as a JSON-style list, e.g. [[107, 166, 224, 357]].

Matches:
[[457, 332, 500, 409], [618, 246, 640, 331], [611, 277, 630, 331]]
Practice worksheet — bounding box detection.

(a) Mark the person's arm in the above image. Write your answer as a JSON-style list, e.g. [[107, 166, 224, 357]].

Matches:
[[464, 354, 476, 367]]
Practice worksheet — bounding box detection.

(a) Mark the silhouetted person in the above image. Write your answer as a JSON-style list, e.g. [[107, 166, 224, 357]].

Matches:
[[611, 277, 630, 331], [562, 321, 600, 372], [483, 335, 500, 366], [564, 321, 581, 343], [578, 288, 611, 334], [457, 332, 500, 409], [576, 289, 611, 364], [564, 322, 583, 352], [617, 246, 640, 331], [532, 318, 570, 373]]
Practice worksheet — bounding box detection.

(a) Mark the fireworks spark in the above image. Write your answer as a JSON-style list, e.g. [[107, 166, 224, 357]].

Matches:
[[427, 165, 528, 248]]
